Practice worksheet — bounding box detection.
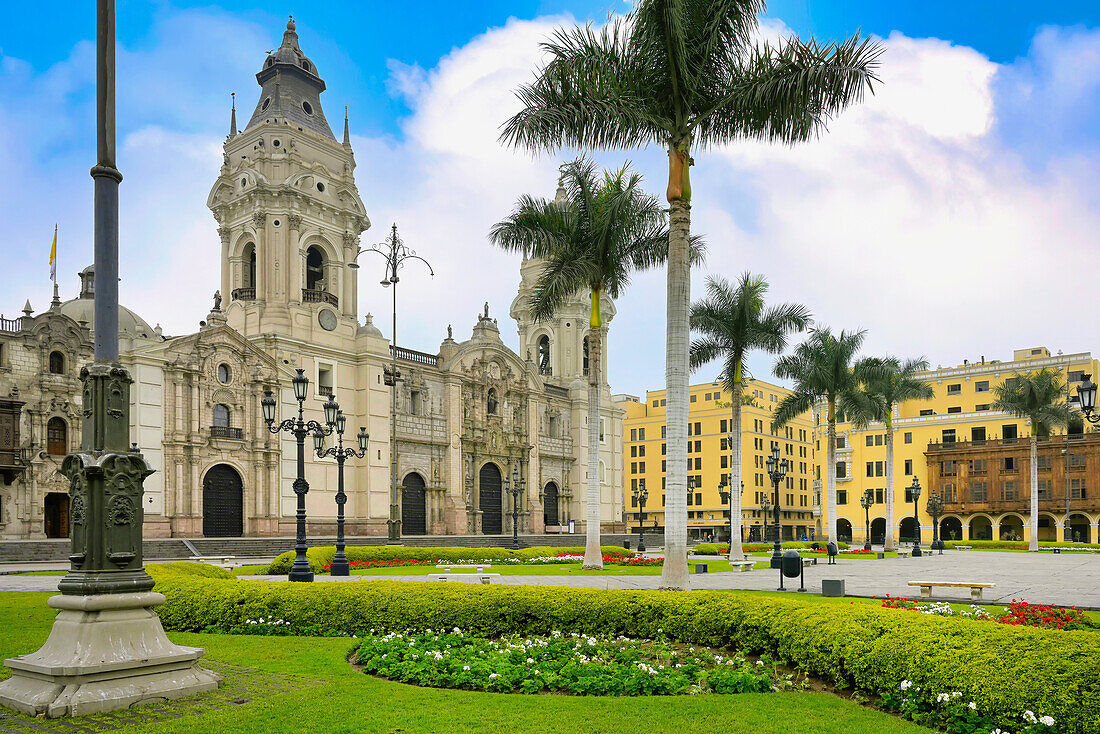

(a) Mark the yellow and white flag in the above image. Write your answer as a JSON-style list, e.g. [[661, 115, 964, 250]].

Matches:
[[49, 225, 57, 283]]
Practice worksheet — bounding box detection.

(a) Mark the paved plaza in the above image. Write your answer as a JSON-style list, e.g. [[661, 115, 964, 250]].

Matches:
[[4, 552, 1098, 608]]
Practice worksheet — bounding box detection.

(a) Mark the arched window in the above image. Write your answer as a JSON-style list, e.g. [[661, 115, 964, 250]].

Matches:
[[487, 388, 498, 416], [48, 351, 65, 374], [213, 404, 231, 428], [46, 417, 67, 455], [582, 336, 590, 376], [217, 364, 231, 384], [537, 335, 551, 376], [243, 243, 256, 289], [305, 246, 325, 291]]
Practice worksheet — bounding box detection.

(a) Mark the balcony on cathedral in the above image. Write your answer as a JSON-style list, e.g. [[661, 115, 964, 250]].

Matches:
[[231, 287, 256, 302], [302, 288, 338, 307], [0, 316, 23, 333], [0, 399, 26, 484], [391, 345, 441, 367], [209, 425, 244, 440]]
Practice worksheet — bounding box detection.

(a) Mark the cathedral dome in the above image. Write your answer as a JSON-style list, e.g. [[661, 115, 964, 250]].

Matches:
[[57, 266, 157, 340], [245, 17, 335, 140], [357, 313, 383, 338]]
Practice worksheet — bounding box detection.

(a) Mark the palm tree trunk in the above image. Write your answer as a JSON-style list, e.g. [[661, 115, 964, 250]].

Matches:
[[660, 193, 691, 590], [826, 398, 838, 544], [1029, 433, 1039, 552], [728, 381, 744, 561], [884, 415, 895, 552], [582, 319, 604, 570]]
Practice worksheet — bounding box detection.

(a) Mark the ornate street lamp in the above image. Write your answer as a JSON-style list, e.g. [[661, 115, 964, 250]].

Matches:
[[859, 488, 875, 551], [262, 370, 338, 582], [362, 224, 434, 541], [766, 445, 789, 569], [506, 462, 526, 550], [909, 475, 923, 557], [927, 489, 945, 554], [1076, 375, 1100, 424], [632, 478, 648, 553], [759, 494, 771, 544], [314, 411, 369, 576]]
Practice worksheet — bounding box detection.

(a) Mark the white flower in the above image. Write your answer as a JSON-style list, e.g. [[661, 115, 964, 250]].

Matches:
[[526, 657, 534, 664], [900, 680, 913, 691], [1023, 711, 1037, 724], [462, 666, 470, 671], [489, 673, 499, 679], [969, 702, 977, 710], [1040, 716, 1055, 726], [936, 693, 950, 703]]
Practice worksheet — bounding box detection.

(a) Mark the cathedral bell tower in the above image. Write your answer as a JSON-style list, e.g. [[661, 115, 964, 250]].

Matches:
[[207, 17, 370, 343]]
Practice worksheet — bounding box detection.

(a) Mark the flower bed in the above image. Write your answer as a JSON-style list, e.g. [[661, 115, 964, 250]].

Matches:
[[882, 597, 1095, 631], [355, 628, 784, 695], [267, 545, 632, 574], [881, 680, 1059, 734]]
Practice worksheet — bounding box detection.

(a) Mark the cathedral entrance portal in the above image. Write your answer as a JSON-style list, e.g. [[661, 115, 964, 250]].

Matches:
[[543, 482, 559, 527], [44, 493, 70, 538], [479, 463, 502, 534], [202, 464, 244, 537], [402, 472, 427, 535]]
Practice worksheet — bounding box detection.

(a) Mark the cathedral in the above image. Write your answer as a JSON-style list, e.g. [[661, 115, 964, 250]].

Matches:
[[0, 19, 624, 540]]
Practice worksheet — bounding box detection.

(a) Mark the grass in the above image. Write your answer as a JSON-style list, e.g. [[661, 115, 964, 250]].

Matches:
[[0, 590, 933, 734]]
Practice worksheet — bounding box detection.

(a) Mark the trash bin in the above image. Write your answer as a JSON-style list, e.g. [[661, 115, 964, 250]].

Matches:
[[624, 540, 630, 550], [694, 563, 708, 574], [821, 579, 845, 597], [778, 550, 804, 591]]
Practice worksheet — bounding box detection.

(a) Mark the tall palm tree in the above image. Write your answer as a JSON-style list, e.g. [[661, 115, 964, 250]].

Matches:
[[490, 157, 678, 569], [992, 369, 1071, 552], [688, 273, 810, 560], [854, 357, 933, 551], [773, 328, 885, 543], [501, 0, 881, 589]]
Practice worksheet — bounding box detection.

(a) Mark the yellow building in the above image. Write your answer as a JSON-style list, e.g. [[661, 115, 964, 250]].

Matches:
[[820, 347, 1100, 546], [616, 380, 817, 542]]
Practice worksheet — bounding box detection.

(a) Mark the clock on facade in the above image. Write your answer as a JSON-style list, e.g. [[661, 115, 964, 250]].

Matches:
[[318, 309, 338, 331]]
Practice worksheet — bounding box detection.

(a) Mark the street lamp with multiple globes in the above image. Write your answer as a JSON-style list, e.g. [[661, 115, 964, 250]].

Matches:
[[262, 369, 339, 582], [765, 445, 789, 569], [927, 489, 945, 554], [908, 475, 923, 557], [632, 478, 648, 552], [313, 411, 369, 576], [505, 463, 526, 550], [859, 489, 875, 551]]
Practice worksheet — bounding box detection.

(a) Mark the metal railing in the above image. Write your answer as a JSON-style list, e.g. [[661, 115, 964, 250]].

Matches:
[[302, 289, 338, 307], [210, 426, 243, 439]]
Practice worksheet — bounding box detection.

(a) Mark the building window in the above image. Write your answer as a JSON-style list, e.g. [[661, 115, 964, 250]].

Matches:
[[305, 245, 325, 291], [538, 335, 552, 376], [1001, 457, 1015, 471], [972, 427, 986, 442], [690, 394, 696, 403], [875, 488, 884, 503], [1071, 478, 1087, 499], [582, 336, 589, 376], [942, 484, 957, 502], [1003, 424, 1018, 440], [904, 458, 913, 475], [46, 417, 67, 455], [217, 363, 231, 384], [1069, 453, 1087, 469], [904, 432, 912, 444], [720, 419, 728, 433], [638, 445, 645, 458], [317, 363, 334, 397], [835, 462, 846, 479], [919, 409, 934, 416], [1036, 454, 1051, 470], [947, 406, 961, 414], [1037, 479, 1051, 500], [866, 461, 874, 478], [970, 482, 987, 502], [213, 404, 231, 428], [694, 422, 701, 435], [631, 446, 637, 458], [942, 429, 956, 443], [975, 380, 989, 392], [947, 384, 961, 395], [1001, 480, 1018, 501], [866, 435, 873, 447], [1068, 370, 1085, 383], [976, 404, 990, 411], [971, 459, 986, 473], [652, 400, 658, 407], [630, 429, 637, 442], [837, 490, 848, 505], [835, 436, 846, 449], [48, 351, 65, 374], [940, 460, 956, 476]]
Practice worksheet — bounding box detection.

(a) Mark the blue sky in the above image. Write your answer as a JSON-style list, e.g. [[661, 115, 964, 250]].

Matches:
[[2, 2, 1100, 396]]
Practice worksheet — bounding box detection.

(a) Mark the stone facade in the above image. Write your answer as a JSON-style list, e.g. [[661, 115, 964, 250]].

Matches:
[[0, 19, 623, 540]]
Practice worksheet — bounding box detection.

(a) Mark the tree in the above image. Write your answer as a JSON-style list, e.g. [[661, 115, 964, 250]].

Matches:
[[773, 328, 886, 543], [854, 357, 933, 551], [688, 273, 809, 560], [490, 157, 677, 569], [501, 0, 881, 588], [991, 368, 1071, 552]]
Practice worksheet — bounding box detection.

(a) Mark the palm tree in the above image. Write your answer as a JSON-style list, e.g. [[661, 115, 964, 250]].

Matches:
[[992, 369, 1071, 552], [688, 273, 810, 560], [490, 157, 677, 569], [501, 0, 881, 589], [855, 358, 933, 551], [773, 328, 885, 543]]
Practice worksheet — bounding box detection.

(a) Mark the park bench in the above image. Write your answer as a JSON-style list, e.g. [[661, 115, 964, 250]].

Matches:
[[730, 560, 755, 572], [435, 563, 490, 574], [428, 573, 499, 584], [954, 545, 972, 550], [907, 580, 995, 602], [190, 555, 239, 568]]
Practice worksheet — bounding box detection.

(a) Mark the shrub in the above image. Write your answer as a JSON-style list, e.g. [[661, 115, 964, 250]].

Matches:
[[692, 541, 848, 555], [942, 540, 1100, 551], [147, 562, 236, 582], [155, 578, 1100, 733], [266, 545, 632, 575]]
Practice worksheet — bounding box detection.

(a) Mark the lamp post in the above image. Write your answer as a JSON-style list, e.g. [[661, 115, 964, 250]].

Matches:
[[633, 478, 648, 552], [927, 489, 945, 554], [262, 369, 338, 582], [759, 495, 771, 545], [860, 489, 875, 551], [506, 462, 526, 550], [1077, 375, 1099, 423], [313, 411, 369, 576], [908, 475, 923, 557], [362, 223, 434, 541], [765, 445, 789, 569], [687, 475, 697, 543]]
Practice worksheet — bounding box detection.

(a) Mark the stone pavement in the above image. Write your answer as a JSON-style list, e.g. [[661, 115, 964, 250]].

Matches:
[[7, 551, 1099, 608]]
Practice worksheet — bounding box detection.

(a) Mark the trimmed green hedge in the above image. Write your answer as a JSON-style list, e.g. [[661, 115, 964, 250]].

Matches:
[[266, 545, 632, 574], [943, 540, 1100, 551], [692, 541, 849, 555], [147, 562, 236, 581], [154, 577, 1099, 733]]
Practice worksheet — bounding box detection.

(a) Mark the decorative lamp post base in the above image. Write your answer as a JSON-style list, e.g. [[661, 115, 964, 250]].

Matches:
[[912, 546, 923, 557], [0, 592, 220, 718], [863, 539, 872, 551], [330, 557, 350, 576], [387, 510, 401, 541]]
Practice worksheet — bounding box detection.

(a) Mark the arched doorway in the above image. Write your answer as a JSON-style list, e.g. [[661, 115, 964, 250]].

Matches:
[[940, 516, 963, 543], [969, 515, 992, 540], [999, 514, 1024, 541], [543, 482, 559, 527], [836, 518, 852, 542], [1068, 513, 1092, 543], [1037, 514, 1057, 542], [899, 517, 917, 543], [870, 517, 886, 545], [44, 493, 69, 538], [402, 472, 427, 535], [479, 463, 502, 534], [202, 464, 243, 537]]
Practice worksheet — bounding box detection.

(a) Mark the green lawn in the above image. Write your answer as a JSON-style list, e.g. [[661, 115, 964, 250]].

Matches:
[[0, 591, 933, 734]]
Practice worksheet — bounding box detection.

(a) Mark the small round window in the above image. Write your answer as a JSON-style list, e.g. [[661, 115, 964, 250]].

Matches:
[[217, 364, 231, 384], [261, 97, 271, 111], [273, 139, 281, 147], [302, 101, 313, 115], [316, 182, 325, 192], [273, 219, 281, 227]]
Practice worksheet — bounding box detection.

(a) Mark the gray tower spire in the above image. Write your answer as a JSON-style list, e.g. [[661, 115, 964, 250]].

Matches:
[[229, 92, 237, 137], [343, 106, 350, 146], [245, 16, 335, 139]]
